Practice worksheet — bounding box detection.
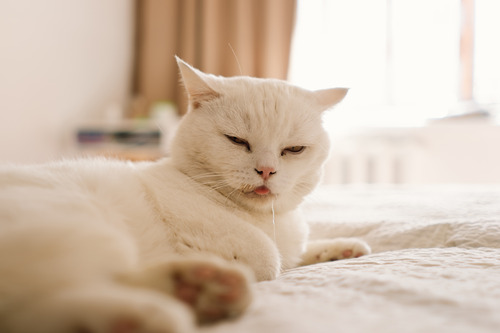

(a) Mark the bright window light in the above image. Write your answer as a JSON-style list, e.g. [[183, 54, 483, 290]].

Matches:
[[289, 0, 500, 128]]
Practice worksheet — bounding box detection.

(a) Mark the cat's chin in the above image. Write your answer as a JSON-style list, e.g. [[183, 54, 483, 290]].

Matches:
[[243, 191, 275, 201]]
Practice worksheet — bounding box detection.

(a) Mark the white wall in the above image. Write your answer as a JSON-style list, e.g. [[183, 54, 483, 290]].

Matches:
[[0, 0, 134, 164]]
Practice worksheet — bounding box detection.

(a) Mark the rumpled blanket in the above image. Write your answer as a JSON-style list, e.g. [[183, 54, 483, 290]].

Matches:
[[202, 185, 500, 333]]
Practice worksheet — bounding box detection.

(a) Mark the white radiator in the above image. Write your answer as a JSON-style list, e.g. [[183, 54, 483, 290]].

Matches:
[[323, 130, 422, 184]]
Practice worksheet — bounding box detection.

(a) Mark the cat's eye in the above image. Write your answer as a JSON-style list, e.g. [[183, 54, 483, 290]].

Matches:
[[281, 146, 306, 156], [225, 135, 251, 151]]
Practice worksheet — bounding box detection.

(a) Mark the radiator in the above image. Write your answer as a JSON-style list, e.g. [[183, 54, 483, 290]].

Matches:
[[323, 131, 421, 184]]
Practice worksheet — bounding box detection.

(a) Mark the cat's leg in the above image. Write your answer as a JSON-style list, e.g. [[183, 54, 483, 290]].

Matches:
[[0, 222, 195, 333], [300, 238, 371, 266], [5, 284, 194, 333], [120, 256, 254, 324]]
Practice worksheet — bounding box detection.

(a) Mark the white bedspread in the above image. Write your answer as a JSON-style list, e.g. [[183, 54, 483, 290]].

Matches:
[[202, 185, 500, 333]]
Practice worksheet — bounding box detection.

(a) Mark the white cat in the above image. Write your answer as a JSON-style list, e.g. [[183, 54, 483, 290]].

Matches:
[[0, 58, 370, 333]]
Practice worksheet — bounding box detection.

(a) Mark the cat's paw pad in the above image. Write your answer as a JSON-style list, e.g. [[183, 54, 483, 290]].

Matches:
[[170, 262, 251, 323], [301, 238, 371, 265], [128, 258, 253, 324]]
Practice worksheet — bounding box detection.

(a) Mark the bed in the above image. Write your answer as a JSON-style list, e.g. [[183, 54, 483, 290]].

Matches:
[[201, 185, 500, 333]]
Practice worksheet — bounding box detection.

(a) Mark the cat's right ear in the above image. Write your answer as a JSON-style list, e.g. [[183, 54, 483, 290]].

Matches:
[[176, 56, 220, 110]]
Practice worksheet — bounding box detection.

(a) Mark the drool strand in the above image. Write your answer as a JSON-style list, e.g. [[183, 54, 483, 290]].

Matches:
[[271, 200, 277, 243]]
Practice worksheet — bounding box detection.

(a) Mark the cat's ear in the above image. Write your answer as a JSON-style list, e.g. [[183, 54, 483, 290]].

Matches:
[[312, 88, 349, 112], [176, 56, 220, 110]]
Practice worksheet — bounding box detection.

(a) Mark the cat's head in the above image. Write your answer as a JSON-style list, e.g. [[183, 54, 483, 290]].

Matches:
[[171, 57, 347, 213]]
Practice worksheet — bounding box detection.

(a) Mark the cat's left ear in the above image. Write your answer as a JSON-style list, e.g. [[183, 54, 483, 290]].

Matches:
[[312, 88, 349, 112], [176, 56, 220, 110]]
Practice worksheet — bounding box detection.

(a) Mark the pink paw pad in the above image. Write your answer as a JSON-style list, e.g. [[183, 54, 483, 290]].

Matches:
[[342, 249, 353, 258], [170, 263, 250, 323]]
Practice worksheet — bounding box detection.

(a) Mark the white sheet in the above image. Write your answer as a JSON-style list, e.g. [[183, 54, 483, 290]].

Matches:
[[201, 185, 500, 333]]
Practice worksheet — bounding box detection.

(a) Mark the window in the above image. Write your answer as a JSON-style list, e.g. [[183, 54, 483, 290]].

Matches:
[[289, 0, 500, 127]]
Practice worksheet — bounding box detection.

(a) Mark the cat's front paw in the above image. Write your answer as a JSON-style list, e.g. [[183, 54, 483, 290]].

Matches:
[[168, 260, 253, 323], [300, 238, 371, 266], [124, 257, 254, 323]]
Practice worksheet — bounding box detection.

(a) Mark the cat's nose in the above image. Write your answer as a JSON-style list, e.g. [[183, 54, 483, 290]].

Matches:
[[255, 167, 276, 180]]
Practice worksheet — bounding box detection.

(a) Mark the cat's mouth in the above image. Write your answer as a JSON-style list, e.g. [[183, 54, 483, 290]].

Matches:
[[254, 185, 271, 196], [241, 185, 273, 198]]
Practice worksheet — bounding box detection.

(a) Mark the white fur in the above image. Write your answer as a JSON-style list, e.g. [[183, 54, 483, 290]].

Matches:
[[0, 59, 361, 332]]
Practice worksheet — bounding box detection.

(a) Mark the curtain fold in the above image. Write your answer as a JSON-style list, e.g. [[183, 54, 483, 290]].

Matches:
[[132, 0, 296, 116]]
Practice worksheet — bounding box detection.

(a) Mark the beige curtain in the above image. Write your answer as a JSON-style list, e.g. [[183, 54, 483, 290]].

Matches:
[[132, 0, 297, 116]]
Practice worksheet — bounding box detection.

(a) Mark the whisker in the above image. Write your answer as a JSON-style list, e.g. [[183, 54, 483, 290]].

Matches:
[[223, 187, 240, 206], [189, 173, 225, 181], [228, 43, 243, 75]]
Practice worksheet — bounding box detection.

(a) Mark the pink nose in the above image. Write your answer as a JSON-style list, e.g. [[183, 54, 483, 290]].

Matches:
[[255, 167, 276, 180]]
